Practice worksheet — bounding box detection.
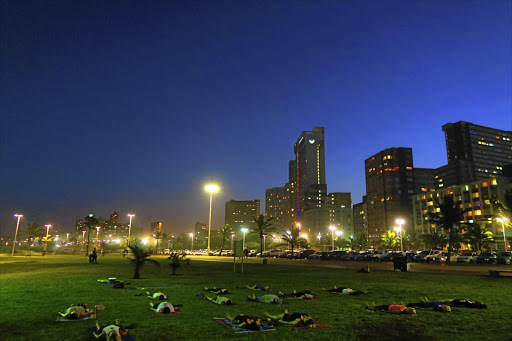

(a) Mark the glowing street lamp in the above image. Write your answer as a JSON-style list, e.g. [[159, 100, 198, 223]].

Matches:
[[127, 214, 135, 244], [231, 233, 235, 250], [395, 218, 405, 252], [189, 233, 194, 251], [43, 224, 51, 254], [11, 214, 23, 256], [205, 184, 220, 255], [66, 233, 70, 243], [296, 222, 301, 230], [329, 226, 336, 250], [497, 217, 510, 252], [95, 226, 101, 243], [301, 233, 308, 240], [241, 227, 248, 254]]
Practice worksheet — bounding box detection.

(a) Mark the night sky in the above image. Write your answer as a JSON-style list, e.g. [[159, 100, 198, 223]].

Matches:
[[1, 0, 511, 235]]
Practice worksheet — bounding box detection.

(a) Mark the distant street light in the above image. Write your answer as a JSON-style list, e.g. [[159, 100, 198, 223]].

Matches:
[[189, 233, 194, 251], [95, 226, 101, 243], [205, 184, 220, 255], [127, 214, 135, 244], [66, 233, 70, 243], [329, 226, 336, 251], [44, 224, 51, 254], [11, 214, 23, 256], [231, 233, 235, 250], [395, 218, 405, 252], [241, 227, 248, 254], [498, 217, 510, 252]]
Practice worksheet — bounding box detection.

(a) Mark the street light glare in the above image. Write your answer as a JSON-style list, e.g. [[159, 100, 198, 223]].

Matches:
[[14, 214, 23, 218], [205, 184, 220, 193], [127, 214, 135, 217], [241, 227, 248, 233], [396, 218, 405, 225], [329, 225, 336, 231]]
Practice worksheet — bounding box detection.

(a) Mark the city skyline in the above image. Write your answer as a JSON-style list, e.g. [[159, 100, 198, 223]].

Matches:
[[1, 1, 511, 235]]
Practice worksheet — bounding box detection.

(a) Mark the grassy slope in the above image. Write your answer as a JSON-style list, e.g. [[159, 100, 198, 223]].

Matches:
[[0, 255, 511, 341]]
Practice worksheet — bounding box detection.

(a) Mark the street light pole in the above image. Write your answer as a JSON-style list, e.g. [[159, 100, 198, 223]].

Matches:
[[43, 224, 51, 254], [205, 184, 220, 256], [241, 227, 248, 254], [95, 226, 101, 244], [189, 233, 194, 251], [498, 218, 509, 252], [329, 226, 336, 251], [127, 214, 135, 245], [396, 219, 405, 252], [11, 214, 23, 256]]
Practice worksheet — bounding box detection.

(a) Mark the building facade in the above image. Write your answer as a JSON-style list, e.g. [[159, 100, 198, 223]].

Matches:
[[265, 186, 292, 231], [412, 176, 512, 251], [365, 147, 415, 243], [224, 200, 260, 231], [435, 121, 512, 188], [353, 197, 368, 239]]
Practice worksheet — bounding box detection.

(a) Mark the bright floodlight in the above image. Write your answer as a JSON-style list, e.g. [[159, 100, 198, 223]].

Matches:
[[335, 230, 343, 236], [241, 227, 248, 233], [394, 226, 402, 232], [205, 184, 220, 193], [329, 225, 336, 231], [128, 214, 135, 218], [14, 214, 23, 218], [497, 217, 509, 223], [189, 233, 194, 237], [301, 233, 308, 239], [396, 218, 405, 225]]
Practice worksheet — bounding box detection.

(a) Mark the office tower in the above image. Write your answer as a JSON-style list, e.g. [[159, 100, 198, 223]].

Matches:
[[435, 122, 512, 188], [151, 222, 162, 235], [293, 127, 327, 219], [353, 196, 368, 239], [265, 186, 291, 231], [194, 222, 207, 243], [327, 192, 354, 238], [412, 176, 511, 250], [224, 200, 260, 231], [365, 147, 415, 243], [414, 168, 436, 193]]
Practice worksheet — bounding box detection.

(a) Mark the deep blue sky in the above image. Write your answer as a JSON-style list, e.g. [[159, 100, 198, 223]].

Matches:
[[1, 0, 511, 235]]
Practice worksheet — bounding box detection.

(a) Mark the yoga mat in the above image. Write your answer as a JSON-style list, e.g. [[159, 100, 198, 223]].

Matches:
[[213, 319, 275, 333], [56, 308, 96, 322], [88, 327, 135, 341], [294, 321, 332, 329]]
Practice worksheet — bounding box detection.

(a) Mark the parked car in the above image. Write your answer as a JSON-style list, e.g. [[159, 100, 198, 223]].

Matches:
[[405, 251, 417, 262], [434, 251, 459, 263], [370, 249, 393, 261], [457, 252, 479, 263], [414, 250, 440, 262], [307, 251, 331, 260], [475, 252, 498, 264], [340, 252, 358, 261], [381, 251, 405, 262], [354, 251, 373, 261], [267, 249, 287, 258], [424, 250, 442, 262], [330, 250, 349, 260], [497, 251, 512, 265]]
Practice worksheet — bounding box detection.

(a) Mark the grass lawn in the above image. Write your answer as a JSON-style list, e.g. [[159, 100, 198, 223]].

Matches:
[[0, 254, 511, 341]]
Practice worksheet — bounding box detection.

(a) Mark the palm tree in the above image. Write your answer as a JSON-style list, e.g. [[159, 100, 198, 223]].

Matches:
[[83, 214, 100, 256], [352, 235, 369, 251], [127, 245, 160, 279], [464, 223, 494, 252], [428, 195, 469, 263], [380, 230, 398, 249], [160, 231, 171, 250], [23, 223, 44, 251], [280, 228, 307, 256], [168, 252, 187, 275], [41, 235, 54, 256], [250, 215, 277, 255], [218, 224, 233, 254], [421, 231, 448, 250], [404, 231, 423, 251], [494, 188, 512, 218]]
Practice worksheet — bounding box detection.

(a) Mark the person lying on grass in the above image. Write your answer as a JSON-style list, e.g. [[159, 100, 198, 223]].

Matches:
[[204, 287, 230, 294], [366, 303, 416, 315], [93, 319, 134, 341], [197, 292, 234, 305], [247, 294, 282, 304], [146, 291, 168, 300], [246, 285, 270, 291], [439, 299, 488, 309], [278, 290, 315, 300], [149, 302, 182, 314], [265, 310, 315, 328], [58, 303, 94, 320], [406, 298, 451, 312], [323, 286, 370, 295], [226, 314, 262, 331]]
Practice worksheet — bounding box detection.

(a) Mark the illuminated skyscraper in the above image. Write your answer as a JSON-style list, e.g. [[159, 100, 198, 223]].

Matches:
[[224, 200, 260, 230]]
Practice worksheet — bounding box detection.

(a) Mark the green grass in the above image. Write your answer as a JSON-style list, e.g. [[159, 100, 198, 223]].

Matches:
[[1, 255, 511, 340]]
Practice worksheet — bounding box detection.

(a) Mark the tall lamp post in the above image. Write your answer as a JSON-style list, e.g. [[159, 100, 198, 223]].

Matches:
[[205, 184, 220, 255], [66, 233, 70, 243], [95, 226, 101, 244], [335, 230, 343, 249], [127, 214, 135, 245], [263, 234, 267, 252], [231, 233, 235, 250], [11, 214, 23, 256], [396, 219, 405, 252], [329, 226, 336, 251], [189, 233, 194, 251], [498, 217, 509, 252], [241, 227, 248, 254], [43, 224, 51, 254]]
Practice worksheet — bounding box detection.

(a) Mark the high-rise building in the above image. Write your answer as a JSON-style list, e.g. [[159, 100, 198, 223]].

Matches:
[[194, 222, 207, 243], [151, 222, 162, 235], [293, 127, 327, 220], [365, 147, 415, 243], [435, 122, 512, 188], [412, 176, 512, 251], [353, 196, 368, 239], [225, 200, 260, 231], [265, 186, 291, 231], [327, 192, 353, 238]]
